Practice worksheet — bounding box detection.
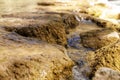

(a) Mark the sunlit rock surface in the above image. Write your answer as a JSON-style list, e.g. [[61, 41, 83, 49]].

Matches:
[[0, 27, 74, 80], [93, 67, 120, 80], [72, 64, 91, 80], [0, 0, 119, 80], [80, 28, 119, 50], [86, 41, 120, 77], [2, 13, 79, 46]]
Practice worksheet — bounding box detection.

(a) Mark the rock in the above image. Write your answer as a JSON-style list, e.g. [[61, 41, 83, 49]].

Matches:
[[79, 0, 120, 20], [14, 21, 67, 46], [72, 64, 91, 80], [0, 10, 79, 80], [77, 14, 120, 31], [2, 12, 62, 20], [119, 13, 120, 19], [62, 14, 79, 29], [93, 67, 120, 80], [86, 41, 120, 77], [2, 13, 79, 46], [37, 2, 55, 6], [0, 27, 74, 80], [80, 28, 119, 49], [91, 17, 120, 29], [2, 12, 79, 29]]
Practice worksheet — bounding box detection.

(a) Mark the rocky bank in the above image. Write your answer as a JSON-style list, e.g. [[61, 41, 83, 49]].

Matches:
[[0, 0, 120, 80]]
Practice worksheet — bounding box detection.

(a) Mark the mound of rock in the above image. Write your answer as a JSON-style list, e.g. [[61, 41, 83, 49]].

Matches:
[[86, 41, 120, 77], [89, 16, 120, 29], [2, 13, 79, 46], [93, 67, 120, 80], [62, 14, 79, 29], [14, 21, 67, 46], [0, 27, 74, 80], [80, 28, 119, 49]]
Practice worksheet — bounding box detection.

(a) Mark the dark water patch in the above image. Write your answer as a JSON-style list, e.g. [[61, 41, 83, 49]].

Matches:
[[67, 35, 81, 49], [67, 34, 94, 51]]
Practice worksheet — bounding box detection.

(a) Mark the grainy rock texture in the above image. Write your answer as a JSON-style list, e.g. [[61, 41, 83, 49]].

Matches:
[[0, 6, 79, 79], [90, 16, 120, 30], [0, 27, 74, 80], [86, 41, 120, 77], [2, 13, 79, 46], [78, 14, 120, 31], [62, 14, 79, 29], [0, 0, 119, 80], [93, 67, 120, 80], [14, 21, 67, 46], [72, 65, 91, 80], [80, 28, 119, 49]]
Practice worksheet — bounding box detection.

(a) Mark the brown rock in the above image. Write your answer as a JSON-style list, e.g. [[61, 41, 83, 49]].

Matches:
[[80, 28, 119, 49], [93, 67, 120, 80], [87, 16, 120, 30], [62, 14, 79, 29], [86, 41, 120, 77], [119, 13, 120, 19], [14, 21, 67, 46], [0, 27, 74, 80], [2, 13, 79, 46], [37, 2, 55, 6]]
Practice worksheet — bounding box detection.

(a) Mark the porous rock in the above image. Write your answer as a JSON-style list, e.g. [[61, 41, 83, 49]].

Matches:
[[0, 27, 74, 80], [93, 67, 120, 80], [80, 28, 119, 49], [86, 41, 120, 77], [14, 21, 67, 46]]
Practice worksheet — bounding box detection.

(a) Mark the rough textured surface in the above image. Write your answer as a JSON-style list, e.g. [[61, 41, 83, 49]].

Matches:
[[0, 27, 74, 80], [84, 15, 120, 31], [0, 6, 79, 79], [62, 14, 79, 29], [78, 1, 120, 20], [14, 21, 67, 46], [72, 65, 91, 80], [93, 67, 120, 80], [91, 17, 120, 29], [0, 0, 119, 80], [80, 28, 119, 49], [86, 41, 120, 77], [2, 13, 79, 46]]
